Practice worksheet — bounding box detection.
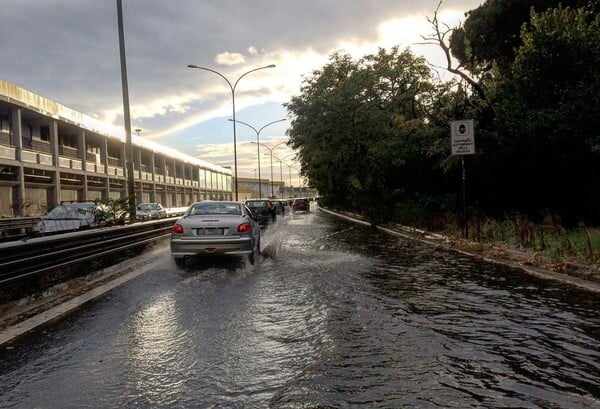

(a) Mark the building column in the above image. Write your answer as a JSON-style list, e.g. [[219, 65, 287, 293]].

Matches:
[[161, 157, 167, 206], [102, 137, 110, 198], [135, 148, 142, 203], [11, 108, 25, 216], [79, 129, 88, 201], [49, 120, 60, 207], [151, 153, 156, 202], [120, 143, 127, 198], [172, 159, 177, 206]]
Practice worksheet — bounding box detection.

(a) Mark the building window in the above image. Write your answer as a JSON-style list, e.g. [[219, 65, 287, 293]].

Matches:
[[40, 125, 50, 142], [0, 114, 9, 133]]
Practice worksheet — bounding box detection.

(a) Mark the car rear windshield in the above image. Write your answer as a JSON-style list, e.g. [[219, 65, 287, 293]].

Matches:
[[137, 203, 157, 211], [189, 203, 241, 215], [46, 204, 95, 219], [246, 201, 267, 208]]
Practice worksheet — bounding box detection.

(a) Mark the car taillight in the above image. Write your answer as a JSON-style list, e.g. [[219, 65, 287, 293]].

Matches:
[[237, 222, 252, 233], [172, 224, 184, 234]]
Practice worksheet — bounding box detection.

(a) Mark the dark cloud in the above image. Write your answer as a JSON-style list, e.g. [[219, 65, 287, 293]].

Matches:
[[1, 0, 482, 139]]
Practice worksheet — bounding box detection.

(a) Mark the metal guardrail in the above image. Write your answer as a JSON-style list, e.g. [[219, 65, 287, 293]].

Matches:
[[0, 217, 40, 231], [0, 217, 41, 243], [0, 217, 40, 229], [0, 219, 175, 285]]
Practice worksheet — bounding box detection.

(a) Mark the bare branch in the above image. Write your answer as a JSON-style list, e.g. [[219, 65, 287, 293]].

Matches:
[[421, 1, 487, 101]]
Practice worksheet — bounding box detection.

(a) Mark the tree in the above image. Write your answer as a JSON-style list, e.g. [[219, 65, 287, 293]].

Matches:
[[285, 47, 451, 224], [94, 196, 131, 225], [492, 7, 600, 224], [449, 0, 594, 76]]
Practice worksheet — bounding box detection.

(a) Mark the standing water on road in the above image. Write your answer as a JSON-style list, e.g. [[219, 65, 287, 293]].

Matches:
[[0, 209, 599, 408]]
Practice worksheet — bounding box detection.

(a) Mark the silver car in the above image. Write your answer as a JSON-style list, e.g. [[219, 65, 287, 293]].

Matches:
[[170, 201, 260, 267], [136, 202, 167, 220], [33, 202, 99, 235]]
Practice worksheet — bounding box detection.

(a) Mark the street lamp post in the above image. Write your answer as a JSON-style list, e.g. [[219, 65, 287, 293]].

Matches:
[[228, 118, 286, 198], [116, 0, 136, 221], [290, 165, 301, 197], [187, 63, 276, 200], [273, 153, 296, 198], [287, 164, 293, 197], [252, 141, 287, 197]]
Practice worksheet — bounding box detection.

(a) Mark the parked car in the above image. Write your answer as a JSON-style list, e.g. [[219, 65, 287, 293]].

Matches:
[[244, 199, 276, 226], [32, 202, 100, 235], [136, 202, 167, 220], [170, 201, 261, 267], [292, 198, 310, 212]]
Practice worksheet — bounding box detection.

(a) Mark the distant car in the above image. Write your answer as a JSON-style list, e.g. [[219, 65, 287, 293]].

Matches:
[[292, 198, 310, 212], [136, 202, 167, 220], [170, 201, 261, 267], [33, 202, 100, 235], [244, 199, 276, 226], [271, 199, 286, 215]]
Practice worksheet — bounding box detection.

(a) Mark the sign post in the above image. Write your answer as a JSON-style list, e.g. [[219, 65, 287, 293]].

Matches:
[[450, 120, 475, 239]]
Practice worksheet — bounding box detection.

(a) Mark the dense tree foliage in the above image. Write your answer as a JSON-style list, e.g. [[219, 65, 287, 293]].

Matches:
[[286, 48, 457, 224], [449, 0, 595, 75], [490, 7, 600, 224], [285, 3, 600, 228]]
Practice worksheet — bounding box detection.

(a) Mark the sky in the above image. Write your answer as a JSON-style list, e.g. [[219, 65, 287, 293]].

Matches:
[[1, 0, 483, 184]]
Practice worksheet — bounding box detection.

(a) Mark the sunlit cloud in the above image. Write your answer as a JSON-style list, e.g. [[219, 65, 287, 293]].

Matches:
[[117, 6, 470, 160], [196, 138, 300, 181], [215, 51, 246, 65]]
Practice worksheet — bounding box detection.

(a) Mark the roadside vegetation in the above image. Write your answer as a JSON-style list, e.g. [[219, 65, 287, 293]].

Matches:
[[284, 1, 600, 267], [94, 196, 131, 226]]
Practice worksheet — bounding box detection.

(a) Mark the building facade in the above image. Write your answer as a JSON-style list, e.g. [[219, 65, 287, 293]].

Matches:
[[0, 80, 232, 217], [236, 177, 284, 200]]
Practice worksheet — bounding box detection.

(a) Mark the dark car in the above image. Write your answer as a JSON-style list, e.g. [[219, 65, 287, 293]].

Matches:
[[292, 198, 310, 212], [271, 199, 286, 215], [244, 199, 277, 226]]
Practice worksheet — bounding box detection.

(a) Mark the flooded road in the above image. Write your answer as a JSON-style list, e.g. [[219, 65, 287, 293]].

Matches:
[[1, 209, 599, 408]]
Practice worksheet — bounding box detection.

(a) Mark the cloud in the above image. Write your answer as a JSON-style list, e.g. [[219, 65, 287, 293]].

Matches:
[[215, 52, 246, 65], [195, 137, 298, 180], [0, 0, 483, 166]]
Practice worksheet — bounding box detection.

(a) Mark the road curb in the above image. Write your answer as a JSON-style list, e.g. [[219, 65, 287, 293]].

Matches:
[[320, 207, 600, 294]]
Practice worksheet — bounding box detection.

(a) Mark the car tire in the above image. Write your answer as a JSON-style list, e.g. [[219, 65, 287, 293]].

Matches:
[[248, 236, 260, 265], [174, 258, 185, 268]]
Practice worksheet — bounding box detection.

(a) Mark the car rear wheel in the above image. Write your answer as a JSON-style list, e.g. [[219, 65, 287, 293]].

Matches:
[[174, 258, 185, 268], [248, 236, 260, 265]]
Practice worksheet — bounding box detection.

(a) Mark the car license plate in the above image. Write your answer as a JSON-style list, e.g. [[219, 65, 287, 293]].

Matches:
[[195, 228, 226, 235]]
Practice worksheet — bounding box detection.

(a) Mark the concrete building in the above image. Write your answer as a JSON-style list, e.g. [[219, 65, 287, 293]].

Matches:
[[0, 80, 232, 217], [236, 177, 283, 200]]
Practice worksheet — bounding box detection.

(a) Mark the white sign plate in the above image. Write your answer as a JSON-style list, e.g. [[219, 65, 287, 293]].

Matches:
[[451, 120, 475, 155]]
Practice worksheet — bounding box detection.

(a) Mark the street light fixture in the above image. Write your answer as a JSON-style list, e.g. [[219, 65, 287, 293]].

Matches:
[[286, 163, 293, 198], [134, 128, 142, 137], [289, 165, 301, 197], [187, 63, 276, 200], [252, 140, 287, 197], [273, 152, 296, 198], [228, 118, 286, 198]]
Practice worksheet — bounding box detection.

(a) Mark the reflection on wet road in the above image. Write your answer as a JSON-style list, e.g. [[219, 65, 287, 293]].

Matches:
[[1, 208, 599, 408]]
